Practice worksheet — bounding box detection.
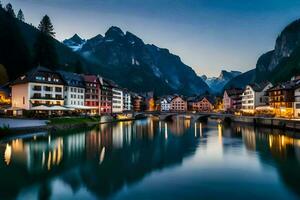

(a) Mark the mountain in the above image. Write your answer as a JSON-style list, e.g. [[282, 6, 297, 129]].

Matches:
[[223, 69, 256, 90], [0, 6, 208, 96], [62, 34, 86, 51], [63, 26, 209, 95], [202, 70, 241, 93], [255, 19, 300, 83]]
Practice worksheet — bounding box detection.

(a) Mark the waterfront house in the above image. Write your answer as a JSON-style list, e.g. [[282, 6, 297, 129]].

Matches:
[[99, 77, 113, 115], [84, 74, 100, 115], [160, 96, 172, 112], [294, 83, 300, 118], [188, 96, 215, 112], [123, 89, 132, 112], [223, 88, 243, 112], [241, 82, 273, 114], [144, 92, 156, 111], [0, 83, 11, 106], [10, 67, 65, 114], [112, 85, 124, 114], [57, 71, 86, 109], [133, 94, 146, 112], [170, 96, 187, 112], [268, 81, 298, 118]]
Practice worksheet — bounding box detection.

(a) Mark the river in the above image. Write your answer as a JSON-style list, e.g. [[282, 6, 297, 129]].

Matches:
[[0, 117, 300, 199]]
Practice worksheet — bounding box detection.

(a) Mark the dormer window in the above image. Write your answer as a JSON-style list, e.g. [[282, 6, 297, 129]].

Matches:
[[35, 76, 45, 81]]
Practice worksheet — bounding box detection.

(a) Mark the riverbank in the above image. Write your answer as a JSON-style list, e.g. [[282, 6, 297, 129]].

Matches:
[[0, 115, 137, 137], [231, 115, 300, 131]]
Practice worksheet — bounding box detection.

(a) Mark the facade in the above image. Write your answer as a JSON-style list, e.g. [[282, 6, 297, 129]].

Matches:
[[268, 81, 297, 118], [123, 90, 132, 111], [112, 86, 123, 113], [294, 84, 300, 118], [170, 96, 187, 112], [58, 71, 85, 109], [11, 67, 64, 110], [241, 82, 273, 114], [190, 96, 214, 112], [223, 88, 243, 112], [160, 97, 172, 112], [0, 84, 11, 106], [99, 77, 112, 115], [133, 94, 145, 112], [84, 75, 100, 114]]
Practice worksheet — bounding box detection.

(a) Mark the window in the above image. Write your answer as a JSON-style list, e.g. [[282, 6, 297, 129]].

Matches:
[[23, 96, 25, 105], [55, 87, 62, 92]]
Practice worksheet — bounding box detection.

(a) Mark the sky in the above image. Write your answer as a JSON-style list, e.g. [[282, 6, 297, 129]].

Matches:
[[3, 0, 300, 77]]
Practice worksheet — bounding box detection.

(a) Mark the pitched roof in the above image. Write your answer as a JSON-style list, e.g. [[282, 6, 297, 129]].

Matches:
[[57, 70, 85, 88], [225, 88, 243, 96], [11, 66, 64, 85], [249, 81, 272, 92], [83, 74, 98, 83], [268, 80, 300, 91]]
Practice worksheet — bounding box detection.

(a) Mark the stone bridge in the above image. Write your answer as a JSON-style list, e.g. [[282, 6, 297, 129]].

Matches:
[[133, 111, 233, 122]]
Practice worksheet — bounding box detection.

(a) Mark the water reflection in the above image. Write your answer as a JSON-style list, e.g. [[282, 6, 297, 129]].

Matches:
[[0, 118, 300, 199]]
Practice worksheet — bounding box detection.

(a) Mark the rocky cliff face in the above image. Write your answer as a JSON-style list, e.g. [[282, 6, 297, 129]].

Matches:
[[256, 19, 300, 82], [63, 26, 209, 95]]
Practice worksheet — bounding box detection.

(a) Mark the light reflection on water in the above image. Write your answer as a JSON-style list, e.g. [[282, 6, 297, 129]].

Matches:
[[0, 117, 300, 199]]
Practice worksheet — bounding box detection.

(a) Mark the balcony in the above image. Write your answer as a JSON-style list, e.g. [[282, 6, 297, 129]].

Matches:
[[31, 95, 64, 100]]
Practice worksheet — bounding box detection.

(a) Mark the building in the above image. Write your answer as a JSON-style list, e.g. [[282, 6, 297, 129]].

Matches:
[[11, 67, 65, 111], [268, 81, 297, 118], [160, 96, 172, 112], [99, 77, 113, 115], [241, 82, 273, 114], [223, 88, 243, 112], [144, 92, 155, 111], [133, 94, 145, 112], [123, 90, 132, 112], [294, 83, 300, 118], [170, 96, 187, 112], [84, 75, 100, 115], [189, 96, 215, 112], [112, 86, 123, 114], [58, 71, 85, 109], [0, 84, 11, 106]]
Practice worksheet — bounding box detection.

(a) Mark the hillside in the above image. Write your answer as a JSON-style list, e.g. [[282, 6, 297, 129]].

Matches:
[[63, 27, 209, 95]]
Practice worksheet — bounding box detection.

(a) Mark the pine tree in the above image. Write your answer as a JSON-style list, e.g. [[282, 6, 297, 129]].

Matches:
[[38, 15, 55, 37], [5, 3, 15, 18], [0, 1, 2, 8], [33, 15, 58, 69], [0, 7, 31, 79], [17, 9, 24, 22]]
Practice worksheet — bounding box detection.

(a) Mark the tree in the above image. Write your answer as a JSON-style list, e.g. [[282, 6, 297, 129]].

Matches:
[[0, 64, 8, 85], [0, 6, 31, 80], [17, 9, 24, 22], [38, 15, 55, 37], [5, 3, 15, 18], [33, 15, 58, 69]]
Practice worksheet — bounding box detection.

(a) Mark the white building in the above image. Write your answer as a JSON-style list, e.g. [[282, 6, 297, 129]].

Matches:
[[123, 90, 132, 111], [58, 71, 85, 109], [160, 96, 172, 112], [112, 87, 123, 113], [241, 82, 273, 113], [11, 67, 65, 111], [294, 84, 300, 118]]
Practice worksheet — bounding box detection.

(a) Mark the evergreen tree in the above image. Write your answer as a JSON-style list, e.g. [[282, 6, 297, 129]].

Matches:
[[0, 7, 31, 80], [0, 1, 2, 8], [17, 9, 24, 22], [33, 15, 58, 69], [5, 3, 15, 18], [38, 15, 55, 37]]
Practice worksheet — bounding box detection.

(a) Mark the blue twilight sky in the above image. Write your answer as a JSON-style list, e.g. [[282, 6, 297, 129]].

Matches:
[[3, 0, 300, 77]]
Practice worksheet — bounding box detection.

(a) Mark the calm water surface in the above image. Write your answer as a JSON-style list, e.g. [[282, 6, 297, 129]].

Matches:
[[1, 117, 300, 200]]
